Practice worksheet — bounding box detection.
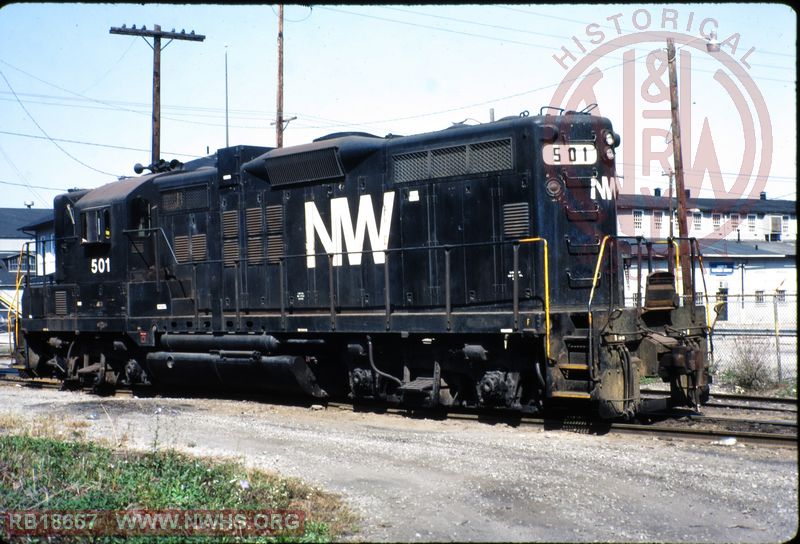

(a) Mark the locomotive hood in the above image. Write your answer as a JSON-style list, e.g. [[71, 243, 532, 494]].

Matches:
[[76, 173, 158, 209], [242, 134, 385, 185]]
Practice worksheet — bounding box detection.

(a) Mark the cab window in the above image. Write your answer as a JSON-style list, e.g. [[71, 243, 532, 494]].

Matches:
[[81, 208, 111, 244]]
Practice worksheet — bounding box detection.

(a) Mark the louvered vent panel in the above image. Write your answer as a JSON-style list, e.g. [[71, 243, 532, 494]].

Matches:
[[265, 148, 344, 186], [503, 202, 530, 237], [267, 235, 283, 263], [184, 187, 208, 210], [245, 207, 263, 235], [223, 240, 239, 267], [191, 234, 207, 261], [174, 235, 190, 263], [54, 290, 67, 316], [222, 210, 239, 238], [431, 146, 467, 178], [470, 139, 512, 172], [266, 205, 283, 234], [247, 236, 263, 265]]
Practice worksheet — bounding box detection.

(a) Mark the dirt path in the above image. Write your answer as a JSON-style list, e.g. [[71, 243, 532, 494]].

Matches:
[[0, 381, 796, 542]]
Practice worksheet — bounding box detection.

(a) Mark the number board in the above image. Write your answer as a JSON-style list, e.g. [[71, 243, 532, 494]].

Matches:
[[542, 143, 597, 166]]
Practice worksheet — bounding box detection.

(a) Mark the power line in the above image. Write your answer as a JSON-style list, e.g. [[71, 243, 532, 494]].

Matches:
[[0, 69, 121, 177], [0, 129, 202, 158], [0, 178, 67, 191]]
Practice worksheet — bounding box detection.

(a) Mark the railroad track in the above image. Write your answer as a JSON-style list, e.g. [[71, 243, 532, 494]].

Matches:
[[3, 374, 795, 446]]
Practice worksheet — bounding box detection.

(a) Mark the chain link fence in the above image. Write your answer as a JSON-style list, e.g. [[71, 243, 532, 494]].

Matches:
[[707, 293, 797, 389]]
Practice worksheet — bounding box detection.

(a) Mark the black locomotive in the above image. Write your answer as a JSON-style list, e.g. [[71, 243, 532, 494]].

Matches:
[[15, 107, 710, 418]]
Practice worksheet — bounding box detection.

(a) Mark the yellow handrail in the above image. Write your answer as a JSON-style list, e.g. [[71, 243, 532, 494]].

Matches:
[[588, 235, 612, 310], [10, 244, 27, 350], [517, 237, 550, 359]]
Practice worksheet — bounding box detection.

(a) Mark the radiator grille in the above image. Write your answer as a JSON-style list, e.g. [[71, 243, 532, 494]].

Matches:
[[265, 148, 344, 186], [54, 290, 67, 316], [503, 202, 530, 237], [393, 138, 513, 183]]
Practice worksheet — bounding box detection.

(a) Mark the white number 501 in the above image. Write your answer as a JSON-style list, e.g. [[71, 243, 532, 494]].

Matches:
[[90, 257, 110, 274]]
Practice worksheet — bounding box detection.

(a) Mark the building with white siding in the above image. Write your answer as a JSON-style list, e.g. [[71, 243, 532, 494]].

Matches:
[[616, 193, 797, 298]]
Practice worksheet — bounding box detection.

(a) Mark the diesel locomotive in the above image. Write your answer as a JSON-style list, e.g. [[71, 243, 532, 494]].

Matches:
[[15, 106, 711, 418]]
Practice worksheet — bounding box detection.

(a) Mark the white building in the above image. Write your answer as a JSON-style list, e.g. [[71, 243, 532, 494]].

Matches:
[[616, 193, 797, 298]]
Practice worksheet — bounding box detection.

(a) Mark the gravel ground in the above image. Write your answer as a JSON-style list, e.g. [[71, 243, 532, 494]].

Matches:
[[0, 372, 796, 543]]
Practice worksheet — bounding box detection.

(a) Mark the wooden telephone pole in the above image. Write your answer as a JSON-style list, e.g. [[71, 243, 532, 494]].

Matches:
[[110, 24, 205, 165], [666, 38, 693, 298], [276, 4, 284, 148]]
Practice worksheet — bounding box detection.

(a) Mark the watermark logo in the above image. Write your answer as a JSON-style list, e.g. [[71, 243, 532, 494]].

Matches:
[[548, 8, 773, 235], [2, 509, 306, 538]]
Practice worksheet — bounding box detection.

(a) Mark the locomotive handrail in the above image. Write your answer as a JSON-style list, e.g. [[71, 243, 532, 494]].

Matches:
[[517, 237, 551, 360], [122, 227, 180, 265]]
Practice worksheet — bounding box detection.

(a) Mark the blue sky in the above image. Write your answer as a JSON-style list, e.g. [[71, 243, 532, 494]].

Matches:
[[0, 3, 795, 209]]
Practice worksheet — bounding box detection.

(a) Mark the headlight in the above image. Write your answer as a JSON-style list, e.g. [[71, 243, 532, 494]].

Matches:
[[605, 132, 615, 146], [605, 148, 615, 160]]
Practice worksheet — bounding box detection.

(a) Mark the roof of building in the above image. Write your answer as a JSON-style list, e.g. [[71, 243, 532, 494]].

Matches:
[[616, 194, 798, 215], [0, 208, 52, 239], [697, 239, 795, 258], [623, 238, 795, 259]]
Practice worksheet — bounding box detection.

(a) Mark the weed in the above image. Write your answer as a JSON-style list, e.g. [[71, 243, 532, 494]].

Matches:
[[720, 338, 775, 391]]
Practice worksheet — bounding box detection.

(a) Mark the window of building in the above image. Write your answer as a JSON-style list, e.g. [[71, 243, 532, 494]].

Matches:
[[730, 213, 740, 229], [633, 209, 643, 234], [712, 213, 721, 230], [748, 214, 756, 233], [653, 210, 663, 233], [693, 212, 702, 231], [782, 216, 789, 234], [5, 255, 35, 272], [755, 290, 765, 303], [776, 290, 786, 302]]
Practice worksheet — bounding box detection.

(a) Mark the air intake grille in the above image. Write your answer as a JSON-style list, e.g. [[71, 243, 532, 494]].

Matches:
[[54, 290, 67, 316], [246, 207, 262, 235], [393, 138, 513, 183], [161, 186, 207, 212], [267, 235, 283, 263], [223, 240, 239, 266], [174, 235, 190, 263], [503, 202, 530, 238], [265, 148, 344, 186], [191, 234, 207, 261], [247, 236, 263, 264], [266, 205, 283, 233], [222, 210, 239, 238]]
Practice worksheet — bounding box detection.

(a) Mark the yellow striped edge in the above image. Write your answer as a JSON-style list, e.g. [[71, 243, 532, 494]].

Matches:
[[550, 391, 591, 399]]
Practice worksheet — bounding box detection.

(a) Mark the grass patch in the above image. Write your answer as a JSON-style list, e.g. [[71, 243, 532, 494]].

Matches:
[[0, 416, 358, 542]]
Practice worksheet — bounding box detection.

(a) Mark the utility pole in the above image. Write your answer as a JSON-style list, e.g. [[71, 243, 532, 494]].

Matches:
[[276, 4, 284, 148], [666, 38, 693, 299], [225, 44, 229, 147], [110, 24, 205, 165]]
